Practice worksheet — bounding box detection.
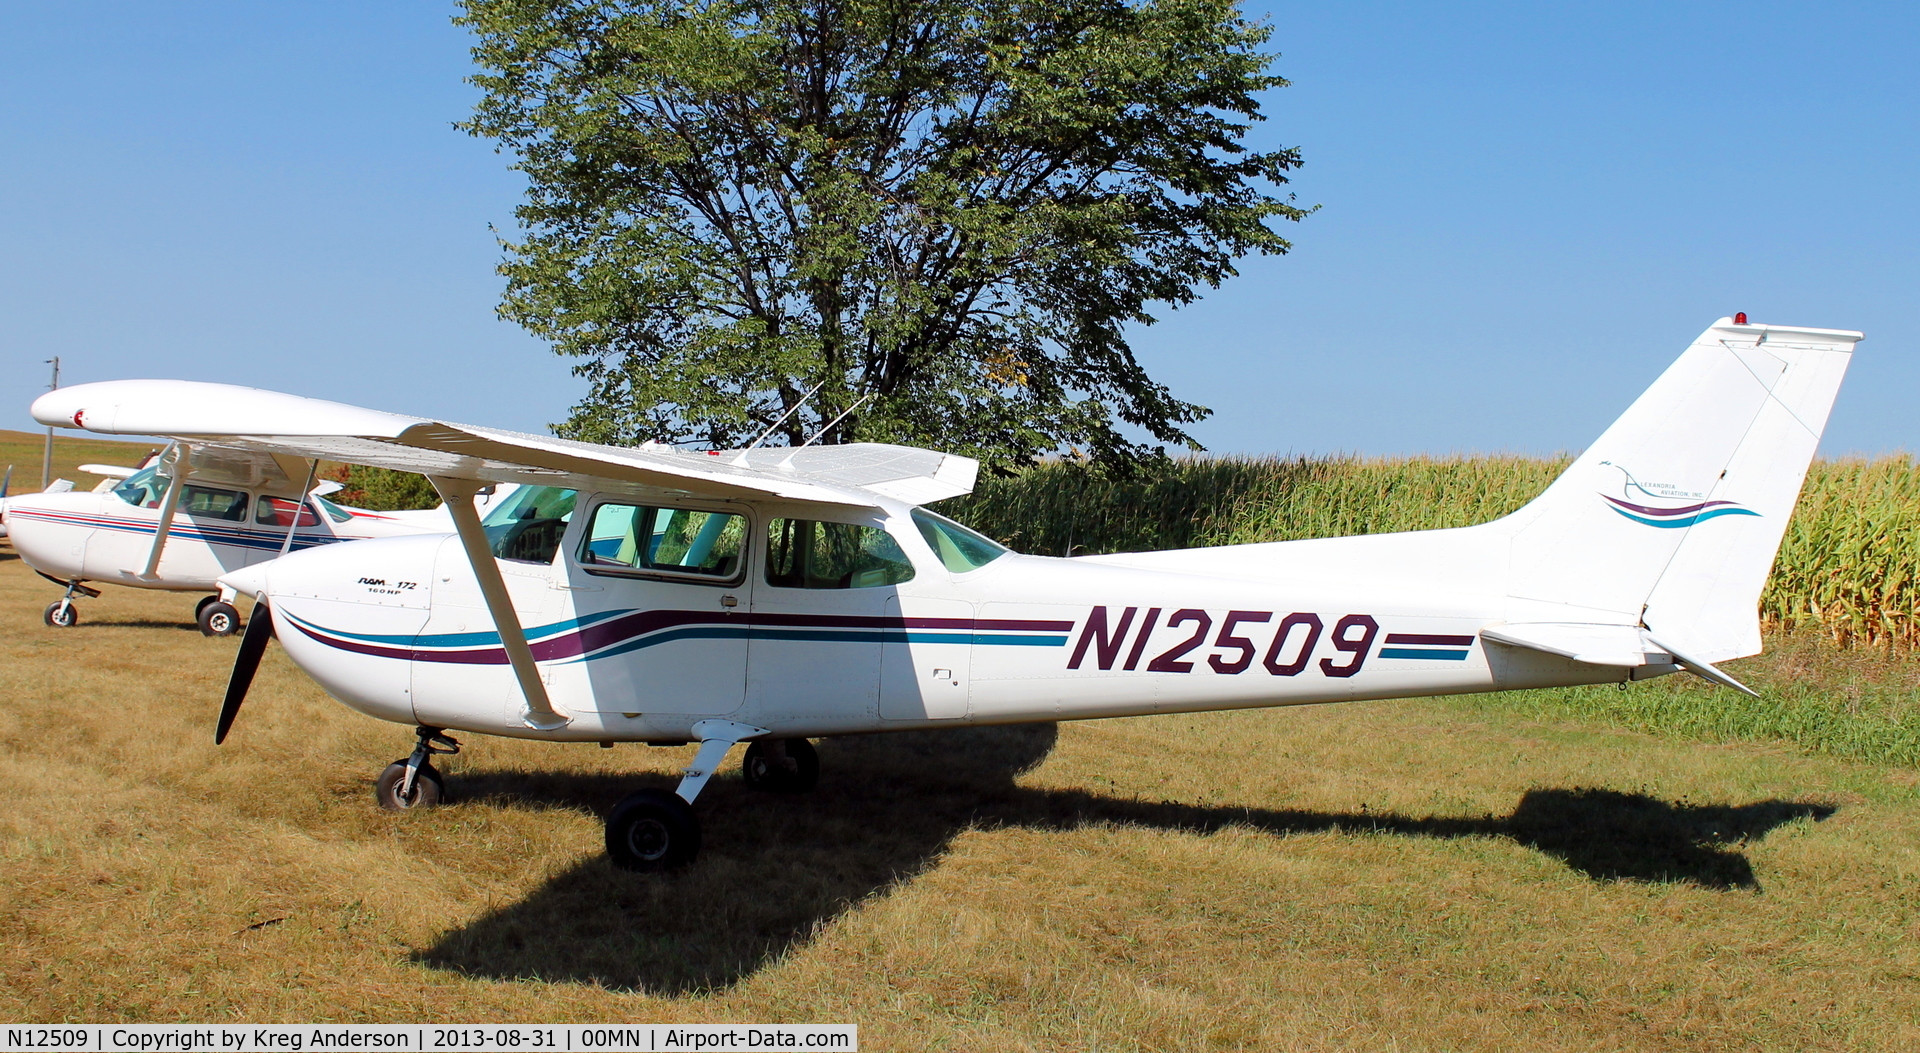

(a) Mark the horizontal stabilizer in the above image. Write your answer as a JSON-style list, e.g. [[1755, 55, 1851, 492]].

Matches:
[[1644, 632, 1760, 698], [1481, 623, 1668, 667]]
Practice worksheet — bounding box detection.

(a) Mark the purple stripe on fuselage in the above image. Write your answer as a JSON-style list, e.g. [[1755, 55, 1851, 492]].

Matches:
[[294, 609, 1076, 666], [1383, 633, 1475, 646]]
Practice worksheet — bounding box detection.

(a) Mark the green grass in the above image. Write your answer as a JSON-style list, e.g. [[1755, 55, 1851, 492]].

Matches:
[[0, 428, 159, 494]]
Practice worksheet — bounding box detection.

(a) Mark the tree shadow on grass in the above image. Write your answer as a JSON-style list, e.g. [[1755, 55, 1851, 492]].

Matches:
[[414, 724, 1834, 994]]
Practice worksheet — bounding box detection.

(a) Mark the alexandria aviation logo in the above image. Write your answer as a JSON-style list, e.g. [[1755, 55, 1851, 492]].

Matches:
[[1598, 462, 1761, 529]]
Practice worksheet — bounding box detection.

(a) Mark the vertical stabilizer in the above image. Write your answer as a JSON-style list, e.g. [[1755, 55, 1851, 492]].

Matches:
[[1499, 318, 1858, 660]]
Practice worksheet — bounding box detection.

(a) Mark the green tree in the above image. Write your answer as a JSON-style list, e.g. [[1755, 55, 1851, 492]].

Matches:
[[461, 0, 1306, 469]]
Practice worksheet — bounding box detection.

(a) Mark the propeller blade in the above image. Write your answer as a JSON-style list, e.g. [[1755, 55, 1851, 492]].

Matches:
[[216, 599, 275, 745]]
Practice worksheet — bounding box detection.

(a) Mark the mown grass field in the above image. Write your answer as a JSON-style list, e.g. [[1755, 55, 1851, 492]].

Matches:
[[5, 544, 1920, 1048]]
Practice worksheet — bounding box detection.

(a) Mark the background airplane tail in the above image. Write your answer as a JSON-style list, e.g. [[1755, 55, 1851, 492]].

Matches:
[[1497, 317, 1859, 662]]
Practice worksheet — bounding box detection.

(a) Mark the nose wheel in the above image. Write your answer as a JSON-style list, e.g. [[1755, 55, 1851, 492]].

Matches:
[[375, 727, 460, 810], [40, 577, 98, 628]]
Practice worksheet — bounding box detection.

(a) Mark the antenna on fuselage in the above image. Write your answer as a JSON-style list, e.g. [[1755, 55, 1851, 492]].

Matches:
[[794, 393, 874, 450]]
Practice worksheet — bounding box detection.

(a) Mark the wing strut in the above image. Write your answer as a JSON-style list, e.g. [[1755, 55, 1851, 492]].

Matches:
[[138, 442, 191, 580], [276, 460, 320, 557], [429, 476, 569, 730]]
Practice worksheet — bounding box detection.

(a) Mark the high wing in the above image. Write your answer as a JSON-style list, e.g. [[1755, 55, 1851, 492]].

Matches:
[[31, 379, 978, 509]]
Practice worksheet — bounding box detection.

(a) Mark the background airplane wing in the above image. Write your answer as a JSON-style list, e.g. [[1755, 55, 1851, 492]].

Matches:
[[32, 379, 977, 509]]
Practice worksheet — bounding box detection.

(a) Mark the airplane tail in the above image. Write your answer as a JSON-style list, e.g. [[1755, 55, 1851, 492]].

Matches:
[[1495, 317, 1859, 663]]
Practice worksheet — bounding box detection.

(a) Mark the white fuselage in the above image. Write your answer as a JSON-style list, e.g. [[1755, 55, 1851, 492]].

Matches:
[[244, 491, 1630, 743], [6, 487, 434, 592]]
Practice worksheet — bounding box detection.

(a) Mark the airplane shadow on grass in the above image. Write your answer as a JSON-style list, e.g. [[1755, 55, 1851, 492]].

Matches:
[[415, 724, 1834, 994]]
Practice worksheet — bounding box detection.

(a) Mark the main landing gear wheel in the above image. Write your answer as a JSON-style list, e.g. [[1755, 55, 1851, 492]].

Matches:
[[197, 601, 241, 637], [741, 738, 819, 793], [606, 788, 700, 871], [375, 760, 445, 810], [43, 602, 77, 628]]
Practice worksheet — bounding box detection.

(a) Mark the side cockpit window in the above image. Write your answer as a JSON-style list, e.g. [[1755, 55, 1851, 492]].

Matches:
[[580, 502, 746, 579], [765, 519, 915, 589], [481, 485, 578, 564], [181, 485, 247, 521]]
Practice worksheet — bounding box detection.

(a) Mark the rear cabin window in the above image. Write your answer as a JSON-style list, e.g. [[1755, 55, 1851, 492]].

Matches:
[[765, 519, 915, 589], [481, 485, 578, 564], [181, 485, 247, 521], [255, 496, 321, 528], [580, 503, 746, 579]]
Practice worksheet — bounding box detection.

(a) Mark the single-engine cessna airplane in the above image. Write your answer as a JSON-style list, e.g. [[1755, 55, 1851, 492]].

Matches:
[[31, 317, 1858, 871], [4, 442, 513, 635]]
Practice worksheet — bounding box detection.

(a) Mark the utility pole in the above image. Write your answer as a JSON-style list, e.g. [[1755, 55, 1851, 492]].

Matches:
[[41, 357, 60, 490]]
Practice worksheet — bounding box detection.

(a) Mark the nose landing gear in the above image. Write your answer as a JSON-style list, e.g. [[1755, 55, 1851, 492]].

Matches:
[[375, 727, 460, 811], [39, 577, 99, 628]]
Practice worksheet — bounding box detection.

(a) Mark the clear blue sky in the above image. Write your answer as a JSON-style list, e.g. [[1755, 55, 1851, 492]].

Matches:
[[4, 2, 1914, 458]]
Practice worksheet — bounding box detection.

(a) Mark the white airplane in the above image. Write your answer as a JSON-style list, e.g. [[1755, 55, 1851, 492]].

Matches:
[[4, 439, 508, 634], [30, 317, 1858, 871]]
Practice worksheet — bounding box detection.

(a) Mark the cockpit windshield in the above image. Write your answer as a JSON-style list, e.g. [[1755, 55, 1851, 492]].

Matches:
[[111, 465, 169, 508], [911, 508, 1010, 572], [481, 485, 578, 563]]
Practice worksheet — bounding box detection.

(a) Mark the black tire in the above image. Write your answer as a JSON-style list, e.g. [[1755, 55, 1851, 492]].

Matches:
[[606, 788, 700, 871], [741, 737, 820, 793], [43, 601, 77, 628], [198, 601, 241, 637], [195, 594, 219, 618], [375, 760, 444, 811]]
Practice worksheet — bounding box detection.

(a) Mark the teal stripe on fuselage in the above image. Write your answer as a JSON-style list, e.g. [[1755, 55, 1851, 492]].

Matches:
[[1378, 647, 1469, 660], [1608, 506, 1761, 529], [333, 608, 634, 647]]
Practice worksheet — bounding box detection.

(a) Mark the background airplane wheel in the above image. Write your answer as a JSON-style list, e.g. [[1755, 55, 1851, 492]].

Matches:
[[375, 760, 444, 810], [606, 788, 699, 871], [43, 602, 77, 628], [741, 738, 819, 793], [195, 595, 219, 619], [197, 601, 241, 637]]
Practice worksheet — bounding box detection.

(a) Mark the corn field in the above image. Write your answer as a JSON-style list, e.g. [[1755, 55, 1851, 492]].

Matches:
[[936, 455, 1920, 650]]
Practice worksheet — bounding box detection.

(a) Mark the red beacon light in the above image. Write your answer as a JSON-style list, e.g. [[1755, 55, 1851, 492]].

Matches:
[[1734, 312, 1748, 325]]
